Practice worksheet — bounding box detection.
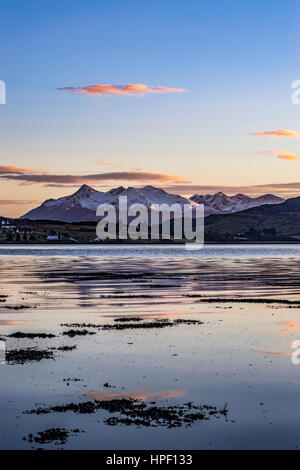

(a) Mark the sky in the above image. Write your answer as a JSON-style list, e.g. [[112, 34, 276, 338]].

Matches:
[[1, 0, 300, 217]]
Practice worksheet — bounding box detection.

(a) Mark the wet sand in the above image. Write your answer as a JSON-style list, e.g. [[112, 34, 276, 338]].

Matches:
[[1, 255, 300, 449]]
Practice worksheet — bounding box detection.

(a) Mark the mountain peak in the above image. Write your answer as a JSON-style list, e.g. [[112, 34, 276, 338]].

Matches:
[[142, 185, 160, 191], [71, 184, 96, 199], [141, 185, 167, 194], [75, 184, 95, 194], [108, 186, 125, 196]]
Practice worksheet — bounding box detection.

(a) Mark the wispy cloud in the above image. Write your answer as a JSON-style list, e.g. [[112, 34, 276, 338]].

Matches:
[[0, 171, 190, 185], [260, 150, 300, 161], [58, 83, 187, 97], [96, 159, 125, 169], [0, 199, 38, 205], [0, 165, 44, 175], [161, 183, 300, 198], [43, 184, 81, 189], [252, 129, 300, 138]]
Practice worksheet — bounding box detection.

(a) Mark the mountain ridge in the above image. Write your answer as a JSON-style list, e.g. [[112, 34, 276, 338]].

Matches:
[[20, 184, 285, 223], [190, 191, 284, 216], [204, 196, 300, 241]]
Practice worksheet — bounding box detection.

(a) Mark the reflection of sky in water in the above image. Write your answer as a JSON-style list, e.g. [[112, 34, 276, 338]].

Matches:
[[277, 320, 299, 335], [256, 350, 292, 356], [84, 389, 185, 401], [255, 321, 299, 356], [0, 252, 300, 449]]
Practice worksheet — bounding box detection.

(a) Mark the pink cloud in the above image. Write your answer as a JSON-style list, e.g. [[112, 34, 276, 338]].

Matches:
[[58, 83, 187, 97], [253, 129, 300, 138]]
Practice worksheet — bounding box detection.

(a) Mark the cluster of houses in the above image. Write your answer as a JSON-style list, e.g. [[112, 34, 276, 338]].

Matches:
[[46, 233, 63, 241], [0, 219, 103, 243], [46, 233, 103, 243], [0, 219, 35, 242], [1, 219, 16, 230]]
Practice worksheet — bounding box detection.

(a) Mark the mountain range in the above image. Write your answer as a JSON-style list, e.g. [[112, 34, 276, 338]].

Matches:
[[204, 195, 300, 241], [21, 185, 285, 223], [191, 192, 283, 216]]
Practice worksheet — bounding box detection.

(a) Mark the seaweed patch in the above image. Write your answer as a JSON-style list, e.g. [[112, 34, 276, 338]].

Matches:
[[25, 398, 228, 428]]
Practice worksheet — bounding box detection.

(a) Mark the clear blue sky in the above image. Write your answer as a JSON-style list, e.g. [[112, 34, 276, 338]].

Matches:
[[1, 0, 300, 216]]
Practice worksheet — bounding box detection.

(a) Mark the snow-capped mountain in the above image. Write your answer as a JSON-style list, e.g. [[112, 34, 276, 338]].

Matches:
[[20, 185, 285, 222], [21, 185, 195, 223], [190, 192, 284, 216]]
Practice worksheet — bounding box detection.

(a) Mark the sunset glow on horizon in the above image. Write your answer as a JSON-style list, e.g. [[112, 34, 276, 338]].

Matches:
[[1, 0, 300, 217]]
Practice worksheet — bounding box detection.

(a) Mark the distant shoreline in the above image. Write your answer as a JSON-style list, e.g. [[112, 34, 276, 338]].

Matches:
[[0, 241, 300, 246]]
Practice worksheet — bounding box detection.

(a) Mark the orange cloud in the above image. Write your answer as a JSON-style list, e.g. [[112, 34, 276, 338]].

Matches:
[[0, 165, 43, 175], [261, 150, 300, 161], [253, 129, 300, 138], [58, 83, 187, 97]]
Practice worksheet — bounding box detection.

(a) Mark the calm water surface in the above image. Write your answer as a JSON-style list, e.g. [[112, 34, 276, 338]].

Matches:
[[0, 245, 300, 449], [0, 243, 300, 258]]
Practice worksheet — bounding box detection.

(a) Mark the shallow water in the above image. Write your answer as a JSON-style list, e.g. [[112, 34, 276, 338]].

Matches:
[[0, 247, 300, 449]]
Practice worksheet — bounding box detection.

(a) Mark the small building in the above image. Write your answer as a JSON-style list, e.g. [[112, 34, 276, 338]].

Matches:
[[46, 233, 61, 241]]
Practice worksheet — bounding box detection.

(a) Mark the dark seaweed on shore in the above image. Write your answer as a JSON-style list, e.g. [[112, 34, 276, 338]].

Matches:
[[60, 323, 100, 328], [114, 317, 143, 322], [51, 345, 77, 351], [0, 305, 32, 310], [102, 318, 204, 330], [183, 294, 203, 298], [7, 343, 77, 363], [25, 398, 228, 428], [62, 329, 96, 337], [9, 332, 56, 339], [102, 320, 175, 330], [146, 284, 181, 289], [7, 348, 55, 364], [99, 294, 160, 299], [173, 319, 204, 325], [195, 298, 300, 305], [23, 428, 82, 445]]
